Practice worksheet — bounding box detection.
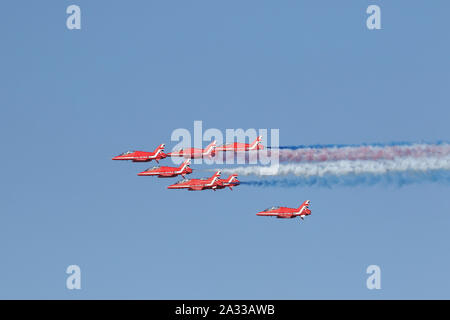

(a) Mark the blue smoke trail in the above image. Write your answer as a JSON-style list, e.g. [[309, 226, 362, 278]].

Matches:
[[268, 140, 450, 150], [240, 170, 450, 188]]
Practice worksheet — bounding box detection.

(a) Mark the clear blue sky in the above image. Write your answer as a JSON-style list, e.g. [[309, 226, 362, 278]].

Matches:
[[1, 1, 449, 299]]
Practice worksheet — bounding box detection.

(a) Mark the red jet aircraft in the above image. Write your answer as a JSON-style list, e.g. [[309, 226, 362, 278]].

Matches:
[[167, 171, 222, 191], [137, 159, 192, 178], [112, 144, 167, 163], [256, 200, 311, 221], [216, 136, 264, 152], [138, 159, 192, 178], [167, 140, 216, 159]]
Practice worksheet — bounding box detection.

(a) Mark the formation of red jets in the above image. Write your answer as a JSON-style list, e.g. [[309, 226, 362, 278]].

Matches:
[[112, 140, 242, 191], [113, 136, 312, 221]]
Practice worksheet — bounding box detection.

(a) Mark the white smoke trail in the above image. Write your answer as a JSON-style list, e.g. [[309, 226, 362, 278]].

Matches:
[[218, 156, 450, 177], [211, 143, 450, 164]]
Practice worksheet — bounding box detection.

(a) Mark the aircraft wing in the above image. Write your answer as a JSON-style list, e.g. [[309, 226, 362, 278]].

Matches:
[[158, 172, 175, 177], [257, 213, 279, 216], [189, 186, 204, 191]]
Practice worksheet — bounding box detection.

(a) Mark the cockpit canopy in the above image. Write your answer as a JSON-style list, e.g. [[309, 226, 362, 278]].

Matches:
[[174, 179, 190, 184], [263, 206, 280, 212], [119, 151, 134, 156], [145, 166, 160, 171]]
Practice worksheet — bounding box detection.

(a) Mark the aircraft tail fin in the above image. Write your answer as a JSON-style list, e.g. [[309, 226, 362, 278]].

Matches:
[[154, 143, 165, 152], [226, 174, 239, 190], [298, 200, 311, 211], [210, 170, 221, 182], [204, 140, 217, 154], [179, 159, 191, 169], [249, 136, 263, 149]]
